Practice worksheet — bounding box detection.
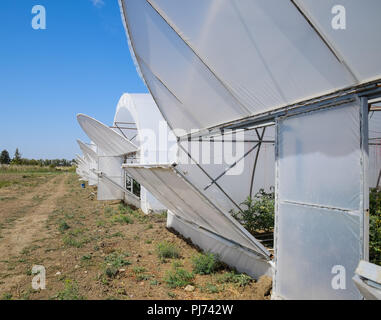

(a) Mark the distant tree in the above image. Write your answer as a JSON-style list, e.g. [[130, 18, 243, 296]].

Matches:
[[0, 150, 11, 164], [12, 148, 22, 165]]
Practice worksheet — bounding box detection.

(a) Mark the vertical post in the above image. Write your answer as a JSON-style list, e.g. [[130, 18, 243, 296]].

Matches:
[[360, 97, 369, 261]]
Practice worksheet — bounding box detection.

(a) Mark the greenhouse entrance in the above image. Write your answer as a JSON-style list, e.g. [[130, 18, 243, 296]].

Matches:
[[273, 97, 369, 300]]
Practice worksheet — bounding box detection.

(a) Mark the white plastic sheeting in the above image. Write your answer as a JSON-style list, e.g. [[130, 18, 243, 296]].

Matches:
[[77, 140, 98, 186], [274, 100, 367, 300], [114, 93, 177, 164], [124, 163, 272, 259], [369, 111, 381, 188], [167, 211, 273, 280], [114, 93, 177, 212], [97, 156, 125, 201], [118, 0, 381, 136], [294, 0, 381, 83], [77, 114, 138, 156]]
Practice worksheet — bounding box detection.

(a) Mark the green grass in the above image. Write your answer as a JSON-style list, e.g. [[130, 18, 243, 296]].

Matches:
[[156, 241, 180, 260], [164, 267, 194, 288], [1, 293, 12, 300], [0, 181, 14, 189], [112, 214, 133, 225], [56, 279, 85, 300], [62, 235, 88, 248], [192, 252, 221, 275]]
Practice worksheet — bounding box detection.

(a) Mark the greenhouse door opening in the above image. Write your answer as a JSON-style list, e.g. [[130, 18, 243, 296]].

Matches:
[[273, 97, 369, 300]]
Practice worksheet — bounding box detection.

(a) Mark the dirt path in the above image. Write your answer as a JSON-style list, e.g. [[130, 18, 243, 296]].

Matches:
[[0, 174, 67, 256]]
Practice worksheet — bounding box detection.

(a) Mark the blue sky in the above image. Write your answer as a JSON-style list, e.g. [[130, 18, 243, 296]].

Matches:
[[0, 0, 147, 160]]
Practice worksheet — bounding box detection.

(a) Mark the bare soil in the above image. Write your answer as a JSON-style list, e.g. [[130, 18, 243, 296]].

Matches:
[[0, 169, 271, 300]]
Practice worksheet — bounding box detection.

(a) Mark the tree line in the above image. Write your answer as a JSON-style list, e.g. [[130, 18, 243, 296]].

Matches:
[[0, 148, 74, 167]]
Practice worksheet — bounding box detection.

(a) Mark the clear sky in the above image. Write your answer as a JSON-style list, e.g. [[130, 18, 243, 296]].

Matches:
[[0, 0, 147, 160]]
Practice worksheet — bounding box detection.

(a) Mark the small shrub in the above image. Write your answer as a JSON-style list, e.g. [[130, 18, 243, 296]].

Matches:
[[157, 241, 180, 259], [192, 252, 221, 275], [164, 268, 194, 288], [231, 188, 275, 234]]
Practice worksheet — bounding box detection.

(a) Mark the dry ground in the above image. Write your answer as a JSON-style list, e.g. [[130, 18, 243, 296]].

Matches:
[[0, 167, 271, 300]]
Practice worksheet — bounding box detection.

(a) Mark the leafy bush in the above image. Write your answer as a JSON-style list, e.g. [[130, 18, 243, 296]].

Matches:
[[164, 268, 194, 288], [157, 241, 180, 259], [231, 188, 275, 234], [192, 252, 221, 275], [370, 188, 381, 265]]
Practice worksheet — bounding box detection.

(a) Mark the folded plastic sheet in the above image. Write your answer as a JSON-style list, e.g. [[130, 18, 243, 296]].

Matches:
[[124, 164, 271, 259], [167, 211, 272, 280], [77, 140, 98, 186], [274, 100, 365, 300], [77, 140, 98, 163], [118, 0, 372, 135], [77, 114, 138, 156]]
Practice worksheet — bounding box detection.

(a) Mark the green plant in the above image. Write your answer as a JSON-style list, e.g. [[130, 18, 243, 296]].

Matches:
[[57, 279, 85, 300], [203, 282, 220, 294], [370, 188, 381, 265], [192, 252, 221, 275], [58, 220, 70, 232], [216, 271, 252, 287], [105, 252, 131, 269], [112, 214, 133, 225], [102, 252, 131, 278], [62, 235, 87, 248], [81, 254, 92, 261], [164, 268, 194, 288], [133, 266, 146, 274], [1, 293, 12, 300], [150, 279, 160, 286], [157, 241, 180, 260], [231, 188, 275, 234]]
